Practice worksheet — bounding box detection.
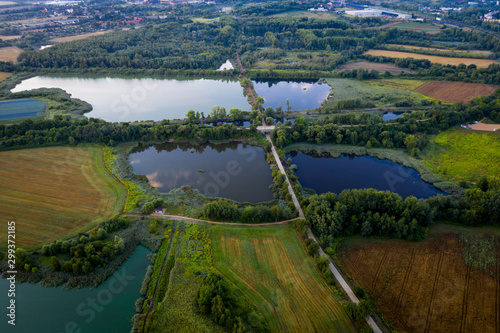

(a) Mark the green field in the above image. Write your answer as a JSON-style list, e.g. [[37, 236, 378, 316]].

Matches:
[[421, 128, 500, 184], [273, 10, 339, 19], [324, 78, 430, 108], [147, 224, 226, 333], [391, 21, 441, 30], [365, 78, 428, 91], [211, 225, 357, 332], [0, 147, 126, 249]]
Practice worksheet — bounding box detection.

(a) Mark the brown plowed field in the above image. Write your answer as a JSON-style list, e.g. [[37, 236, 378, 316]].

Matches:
[[337, 225, 500, 333], [415, 81, 500, 103], [337, 61, 416, 73]]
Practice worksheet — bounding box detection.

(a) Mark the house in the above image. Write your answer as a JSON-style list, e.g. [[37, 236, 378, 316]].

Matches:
[[154, 208, 164, 214]]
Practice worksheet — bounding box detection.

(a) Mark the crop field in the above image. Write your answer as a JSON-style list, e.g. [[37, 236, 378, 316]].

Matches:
[[0, 46, 22, 63], [211, 225, 357, 333], [0, 147, 126, 249], [336, 61, 416, 73], [415, 81, 500, 103], [324, 78, 429, 108], [50, 31, 111, 43], [0, 71, 11, 82], [469, 121, 500, 132], [364, 49, 498, 68], [337, 224, 500, 333], [0, 98, 46, 120], [387, 44, 492, 56], [0, 35, 21, 41], [421, 128, 500, 183]]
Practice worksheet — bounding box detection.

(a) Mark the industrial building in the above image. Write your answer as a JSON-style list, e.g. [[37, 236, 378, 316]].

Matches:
[[345, 8, 412, 19]]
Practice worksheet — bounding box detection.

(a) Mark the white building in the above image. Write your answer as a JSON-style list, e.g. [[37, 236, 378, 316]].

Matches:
[[345, 9, 411, 19]]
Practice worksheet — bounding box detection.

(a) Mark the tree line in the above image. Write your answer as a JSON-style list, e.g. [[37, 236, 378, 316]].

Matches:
[[302, 184, 500, 248]]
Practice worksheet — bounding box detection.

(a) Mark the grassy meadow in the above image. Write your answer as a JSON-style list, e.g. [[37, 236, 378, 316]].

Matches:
[[324, 78, 430, 108], [421, 128, 500, 184], [0, 147, 126, 249], [211, 225, 357, 333]]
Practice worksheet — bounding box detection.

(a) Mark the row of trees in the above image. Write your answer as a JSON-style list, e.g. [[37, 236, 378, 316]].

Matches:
[[201, 199, 294, 222]]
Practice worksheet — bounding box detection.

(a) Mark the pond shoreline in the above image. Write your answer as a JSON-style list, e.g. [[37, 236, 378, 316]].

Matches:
[[283, 143, 463, 196]]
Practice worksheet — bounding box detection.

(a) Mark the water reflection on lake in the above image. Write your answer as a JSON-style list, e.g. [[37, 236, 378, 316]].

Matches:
[[129, 142, 274, 203], [287, 151, 448, 199], [253, 80, 331, 111]]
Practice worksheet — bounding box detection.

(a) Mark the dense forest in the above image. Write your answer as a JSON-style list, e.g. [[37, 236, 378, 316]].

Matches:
[[302, 185, 500, 247]]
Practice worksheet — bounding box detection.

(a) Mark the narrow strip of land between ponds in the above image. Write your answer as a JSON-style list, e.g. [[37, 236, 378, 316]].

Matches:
[[123, 213, 299, 226]]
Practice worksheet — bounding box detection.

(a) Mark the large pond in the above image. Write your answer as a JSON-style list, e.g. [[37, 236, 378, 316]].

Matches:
[[287, 151, 448, 199], [0, 245, 150, 333], [252, 80, 330, 111], [12, 76, 251, 122], [129, 142, 274, 203]]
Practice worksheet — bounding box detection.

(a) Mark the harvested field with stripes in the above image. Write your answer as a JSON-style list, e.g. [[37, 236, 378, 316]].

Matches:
[[212, 225, 356, 333], [415, 81, 500, 103], [364, 49, 498, 68], [0, 147, 126, 249], [337, 224, 500, 333]]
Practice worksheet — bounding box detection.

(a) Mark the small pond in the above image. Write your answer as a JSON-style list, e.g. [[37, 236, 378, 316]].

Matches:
[[129, 142, 274, 203], [12, 76, 251, 122], [252, 80, 330, 111], [0, 246, 150, 333], [287, 151, 448, 199], [382, 112, 404, 122]]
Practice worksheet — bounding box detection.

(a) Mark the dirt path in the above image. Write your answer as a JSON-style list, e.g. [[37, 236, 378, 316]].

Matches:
[[123, 213, 298, 226], [236, 51, 259, 109]]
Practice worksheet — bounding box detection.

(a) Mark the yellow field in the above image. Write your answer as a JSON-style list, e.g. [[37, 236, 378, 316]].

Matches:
[[0, 46, 22, 63], [387, 44, 492, 55], [51, 31, 111, 43], [212, 226, 356, 332], [364, 49, 498, 68], [0, 147, 126, 249], [0, 72, 11, 82], [0, 35, 21, 41]]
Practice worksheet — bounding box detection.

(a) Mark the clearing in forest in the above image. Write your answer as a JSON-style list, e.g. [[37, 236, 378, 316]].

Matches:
[[50, 31, 111, 43]]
